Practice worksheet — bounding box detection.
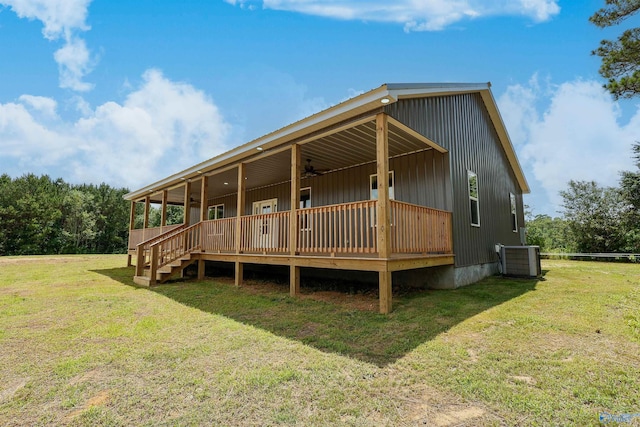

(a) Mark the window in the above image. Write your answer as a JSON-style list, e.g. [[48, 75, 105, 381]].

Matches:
[[207, 204, 224, 220], [370, 171, 395, 200], [468, 171, 480, 226], [299, 187, 311, 209], [510, 193, 517, 232]]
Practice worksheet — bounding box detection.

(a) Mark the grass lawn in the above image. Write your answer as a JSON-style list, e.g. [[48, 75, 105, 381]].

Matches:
[[0, 256, 639, 426]]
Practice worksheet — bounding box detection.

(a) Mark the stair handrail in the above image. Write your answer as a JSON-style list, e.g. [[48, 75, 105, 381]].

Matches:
[[135, 223, 191, 276], [147, 222, 203, 282]]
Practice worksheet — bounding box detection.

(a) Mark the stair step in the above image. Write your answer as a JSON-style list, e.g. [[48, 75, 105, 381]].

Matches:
[[133, 276, 152, 287]]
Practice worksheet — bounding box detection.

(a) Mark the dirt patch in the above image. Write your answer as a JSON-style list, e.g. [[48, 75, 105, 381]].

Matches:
[[509, 375, 537, 386], [401, 385, 500, 426], [0, 378, 28, 403], [65, 389, 110, 421]]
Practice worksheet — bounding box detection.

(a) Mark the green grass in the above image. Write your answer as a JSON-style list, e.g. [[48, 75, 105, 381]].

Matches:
[[0, 256, 639, 426]]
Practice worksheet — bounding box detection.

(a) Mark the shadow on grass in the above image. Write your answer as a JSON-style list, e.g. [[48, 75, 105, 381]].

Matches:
[[94, 266, 538, 367]]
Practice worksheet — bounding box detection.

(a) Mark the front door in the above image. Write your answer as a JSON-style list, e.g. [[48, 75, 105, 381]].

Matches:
[[252, 199, 278, 249]]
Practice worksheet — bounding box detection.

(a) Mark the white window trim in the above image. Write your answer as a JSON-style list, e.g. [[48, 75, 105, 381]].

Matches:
[[252, 198, 278, 215], [468, 170, 480, 227], [207, 204, 224, 220], [299, 187, 311, 209], [510, 193, 518, 233], [370, 171, 395, 201]]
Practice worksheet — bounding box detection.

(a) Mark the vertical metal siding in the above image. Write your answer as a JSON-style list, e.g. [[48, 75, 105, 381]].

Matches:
[[206, 150, 450, 216], [385, 94, 524, 267]]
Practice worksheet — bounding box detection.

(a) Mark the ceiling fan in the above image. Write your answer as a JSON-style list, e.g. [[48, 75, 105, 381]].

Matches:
[[303, 159, 327, 177]]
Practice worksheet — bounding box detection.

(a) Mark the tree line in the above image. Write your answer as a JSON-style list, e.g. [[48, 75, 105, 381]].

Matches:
[[526, 142, 640, 254], [0, 174, 131, 255]]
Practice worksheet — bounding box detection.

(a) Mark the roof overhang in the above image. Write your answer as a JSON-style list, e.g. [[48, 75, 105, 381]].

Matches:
[[124, 82, 529, 200]]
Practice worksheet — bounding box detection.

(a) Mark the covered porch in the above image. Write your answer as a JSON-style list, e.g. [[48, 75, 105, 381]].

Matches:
[[127, 113, 455, 313]]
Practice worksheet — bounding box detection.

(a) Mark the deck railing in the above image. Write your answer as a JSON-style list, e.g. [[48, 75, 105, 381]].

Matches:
[[128, 224, 183, 250], [390, 200, 452, 254], [296, 200, 377, 254], [201, 218, 236, 253], [240, 211, 289, 253], [134, 200, 453, 278]]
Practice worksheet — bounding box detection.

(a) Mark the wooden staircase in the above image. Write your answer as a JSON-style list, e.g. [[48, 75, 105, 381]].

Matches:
[[133, 222, 203, 287], [133, 253, 198, 286]]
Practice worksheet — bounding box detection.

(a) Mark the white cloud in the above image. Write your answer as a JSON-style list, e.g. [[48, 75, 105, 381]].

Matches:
[[0, 70, 231, 189], [499, 78, 639, 213], [225, 0, 560, 31], [1, 0, 94, 91]]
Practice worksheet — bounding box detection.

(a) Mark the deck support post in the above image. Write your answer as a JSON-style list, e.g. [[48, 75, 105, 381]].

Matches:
[[290, 265, 300, 296], [376, 113, 393, 313], [160, 190, 168, 227], [198, 258, 205, 280], [235, 261, 243, 287], [200, 175, 209, 222], [289, 144, 301, 296], [379, 270, 392, 314], [183, 181, 192, 225]]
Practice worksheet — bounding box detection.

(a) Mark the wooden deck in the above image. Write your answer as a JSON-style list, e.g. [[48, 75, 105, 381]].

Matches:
[[128, 199, 453, 313]]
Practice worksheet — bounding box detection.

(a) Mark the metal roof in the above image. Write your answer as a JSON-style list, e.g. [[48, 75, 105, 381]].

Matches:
[[125, 82, 528, 201]]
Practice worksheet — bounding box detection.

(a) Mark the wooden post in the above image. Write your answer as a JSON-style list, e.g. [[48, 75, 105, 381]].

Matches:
[[376, 113, 392, 314], [235, 164, 246, 287], [143, 196, 150, 230], [129, 201, 136, 231], [200, 175, 209, 222], [290, 144, 300, 256], [290, 265, 300, 297], [183, 181, 192, 225], [376, 113, 391, 259], [160, 190, 168, 227], [289, 144, 301, 297], [379, 271, 392, 314], [198, 259, 205, 280], [235, 261, 243, 287], [127, 201, 136, 267], [235, 163, 245, 254], [149, 245, 158, 286], [135, 243, 145, 276]]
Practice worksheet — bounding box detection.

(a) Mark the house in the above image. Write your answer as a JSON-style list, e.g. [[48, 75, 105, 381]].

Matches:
[[124, 83, 529, 314]]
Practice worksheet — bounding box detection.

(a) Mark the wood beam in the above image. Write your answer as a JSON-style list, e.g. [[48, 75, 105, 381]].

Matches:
[[376, 113, 391, 259], [143, 196, 150, 229], [160, 190, 168, 227], [200, 175, 209, 222], [376, 113, 393, 314], [235, 163, 245, 254], [129, 201, 136, 231], [183, 181, 192, 225], [290, 144, 300, 257]]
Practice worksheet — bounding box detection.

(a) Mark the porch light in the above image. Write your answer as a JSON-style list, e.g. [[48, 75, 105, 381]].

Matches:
[[380, 98, 390, 104], [256, 147, 263, 151], [196, 170, 203, 174], [224, 182, 228, 185]]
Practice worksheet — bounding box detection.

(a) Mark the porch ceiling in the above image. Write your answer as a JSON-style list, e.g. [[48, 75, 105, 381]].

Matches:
[[146, 116, 443, 204]]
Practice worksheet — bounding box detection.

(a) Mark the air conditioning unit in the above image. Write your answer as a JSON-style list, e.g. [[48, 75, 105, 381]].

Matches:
[[498, 245, 541, 278]]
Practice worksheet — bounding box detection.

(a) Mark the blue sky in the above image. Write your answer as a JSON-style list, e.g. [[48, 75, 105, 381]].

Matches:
[[0, 0, 638, 216]]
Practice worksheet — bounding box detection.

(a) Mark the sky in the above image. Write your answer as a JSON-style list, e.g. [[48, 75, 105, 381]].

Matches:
[[0, 0, 638, 216]]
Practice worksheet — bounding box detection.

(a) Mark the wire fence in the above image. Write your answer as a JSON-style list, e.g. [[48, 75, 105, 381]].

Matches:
[[541, 253, 640, 262]]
